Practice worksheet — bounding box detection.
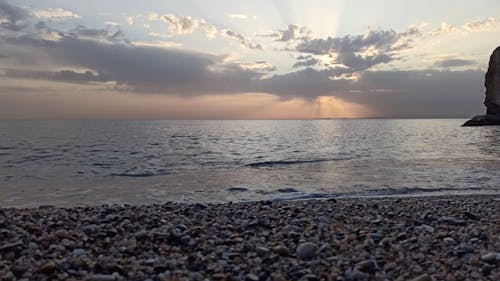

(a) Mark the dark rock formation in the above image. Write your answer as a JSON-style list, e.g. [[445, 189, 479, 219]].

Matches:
[[462, 114, 500, 126], [485, 46, 500, 115], [463, 46, 500, 126]]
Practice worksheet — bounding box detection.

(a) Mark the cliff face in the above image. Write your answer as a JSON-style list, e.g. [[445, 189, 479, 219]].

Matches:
[[484, 46, 500, 115], [462, 46, 500, 126]]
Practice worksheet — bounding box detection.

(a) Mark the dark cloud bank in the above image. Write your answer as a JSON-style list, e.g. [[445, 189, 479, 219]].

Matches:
[[0, 0, 486, 117]]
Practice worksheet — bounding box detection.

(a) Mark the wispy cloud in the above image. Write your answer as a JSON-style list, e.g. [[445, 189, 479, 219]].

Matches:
[[227, 13, 247, 20], [132, 40, 182, 48], [158, 14, 217, 39], [222, 29, 262, 50], [104, 21, 119, 27], [126, 16, 134, 25], [293, 55, 319, 68], [28, 7, 80, 21], [434, 58, 477, 68], [0, 0, 30, 30], [262, 24, 311, 42], [429, 17, 500, 36]]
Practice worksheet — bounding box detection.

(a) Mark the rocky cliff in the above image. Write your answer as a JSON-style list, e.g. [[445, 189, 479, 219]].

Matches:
[[463, 46, 500, 126], [484, 46, 500, 115]]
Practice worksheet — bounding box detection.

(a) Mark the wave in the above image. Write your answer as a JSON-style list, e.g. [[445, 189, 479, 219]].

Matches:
[[269, 186, 495, 202], [244, 158, 349, 168], [0, 146, 14, 150], [110, 171, 169, 178], [277, 188, 299, 193], [348, 186, 485, 197], [226, 187, 249, 192]]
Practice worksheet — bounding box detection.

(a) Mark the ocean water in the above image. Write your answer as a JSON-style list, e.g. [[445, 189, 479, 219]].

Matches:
[[1, 119, 499, 207]]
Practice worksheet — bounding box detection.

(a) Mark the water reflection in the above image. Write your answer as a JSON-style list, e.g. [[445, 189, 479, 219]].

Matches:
[[0, 119, 499, 207]]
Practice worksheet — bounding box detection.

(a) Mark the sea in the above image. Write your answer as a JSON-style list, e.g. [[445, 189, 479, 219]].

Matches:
[[1, 119, 499, 207]]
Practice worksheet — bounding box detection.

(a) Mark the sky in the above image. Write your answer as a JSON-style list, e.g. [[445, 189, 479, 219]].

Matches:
[[1, 0, 500, 119]]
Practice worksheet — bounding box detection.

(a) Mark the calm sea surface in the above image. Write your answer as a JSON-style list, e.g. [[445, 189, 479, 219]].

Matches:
[[1, 119, 499, 207]]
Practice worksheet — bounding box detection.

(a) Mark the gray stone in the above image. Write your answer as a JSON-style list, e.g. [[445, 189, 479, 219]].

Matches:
[[39, 261, 57, 274], [440, 216, 466, 226], [421, 224, 435, 233], [245, 273, 259, 281], [344, 268, 370, 281], [89, 274, 119, 281], [480, 252, 500, 263], [256, 246, 270, 256], [296, 242, 319, 260], [355, 259, 377, 273], [410, 274, 432, 281], [273, 245, 291, 257], [73, 248, 86, 257], [0, 241, 22, 252]]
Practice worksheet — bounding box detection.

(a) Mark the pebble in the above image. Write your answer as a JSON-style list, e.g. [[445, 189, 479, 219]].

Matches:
[[273, 245, 291, 257], [440, 216, 466, 226], [421, 224, 435, 233], [355, 259, 377, 273], [296, 242, 319, 260], [344, 268, 370, 281], [0, 241, 23, 252], [39, 261, 56, 274], [72, 248, 86, 257], [89, 274, 119, 281], [480, 252, 500, 263], [245, 273, 259, 281], [0, 195, 496, 280], [54, 229, 71, 239], [410, 274, 432, 281], [256, 246, 270, 256]]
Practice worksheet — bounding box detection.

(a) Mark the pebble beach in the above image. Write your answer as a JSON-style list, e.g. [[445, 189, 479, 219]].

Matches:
[[0, 195, 499, 281]]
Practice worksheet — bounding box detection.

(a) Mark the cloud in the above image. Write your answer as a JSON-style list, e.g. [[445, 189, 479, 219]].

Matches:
[[293, 55, 319, 68], [1, 25, 266, 94], [227, 14, 247, 20], [29, 7, 80, 21], [429, 22, 460, 36], [126, 16, 134, 25], [429, 17, 500, 37], [297, 29, 413, 55], [104, 21, 119, 27], [0, 0, 30, 31], [0, 1, 490, 118], [463, 17, 500, 32], [32, 22, 126, 43], [4, 69, 108, 83], [1, 27, 486, 117], [255, 67, 484, 117], [236, 61, 276, 72], [68, 25, 126, 42], [434, 58, 477, 68], [161, 14, 199, 34], [160, 14, 217, 39], [222, 29, 262, 50], [131, 40, 182, 48], [295, 28, 421, 74], [148, 13, 159, 21], [263, 24, 311, 42]]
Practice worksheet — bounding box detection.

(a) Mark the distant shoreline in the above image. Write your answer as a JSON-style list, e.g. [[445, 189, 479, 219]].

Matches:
[[0, 117, 474, 122]]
